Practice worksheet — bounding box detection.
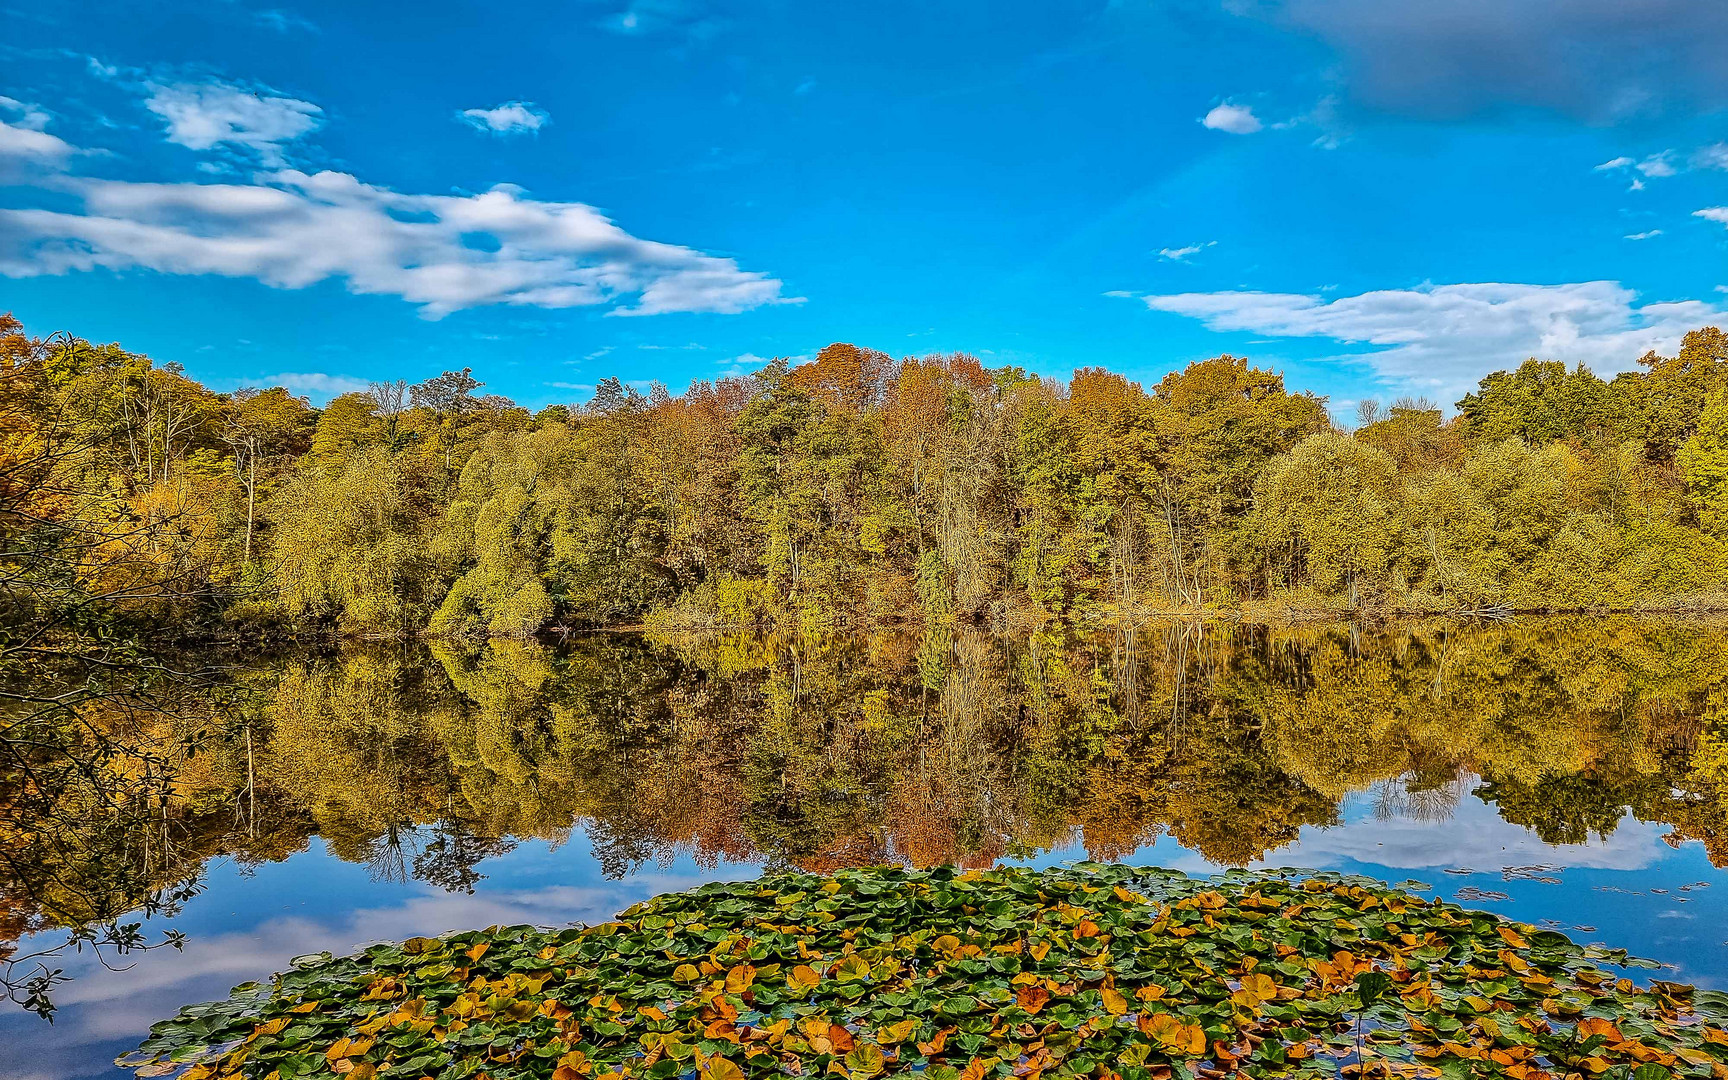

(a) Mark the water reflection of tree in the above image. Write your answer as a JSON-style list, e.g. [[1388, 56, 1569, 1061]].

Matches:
[[233, 618, 1728, 876], [10, 616, 1728, 1015]]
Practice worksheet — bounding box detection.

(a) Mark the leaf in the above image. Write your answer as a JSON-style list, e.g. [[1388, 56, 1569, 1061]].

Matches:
[[877, 1019, 918, 1044], [788, 965, 822, 991], [1015, 986, 1051, 1014], [845, 1045, 886, 1078], [959, 1058, 997, 1080], [1139, 1013, 1206, 1056], [832, 956, 872, 982], [1100, 988, 1127, 1016], [697, 1053, 745, 1080], [1355, 971, 1392, 1009], [1577, 1019, 1624, 1043]]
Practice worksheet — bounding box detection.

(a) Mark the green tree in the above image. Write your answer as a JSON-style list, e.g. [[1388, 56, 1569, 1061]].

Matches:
[[221, 387, 314, 563], [270, 448, 441, 634], [1255, 432, 1403, 601], [1616, 327, 1728, 461], [1456, 359, 1614, 444], [1679, 389, 1728, 534]]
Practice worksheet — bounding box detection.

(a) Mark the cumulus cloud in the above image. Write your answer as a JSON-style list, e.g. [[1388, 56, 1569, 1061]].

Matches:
[[1123, 280, 1724, 399], [458, 101, 550, 136], [0, 170, 797, 318], [144, 80, 323, 164], [1158, 241, 1216, 262], [1233, 0, 1728, 123], [0, 119, 797, 319], [1697, 207, 1728, 227], [1201, 102, 1262, 134]]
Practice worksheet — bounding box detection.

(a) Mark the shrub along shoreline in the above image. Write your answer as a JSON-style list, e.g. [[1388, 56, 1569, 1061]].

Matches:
[[121, 865, 1728, 1080]]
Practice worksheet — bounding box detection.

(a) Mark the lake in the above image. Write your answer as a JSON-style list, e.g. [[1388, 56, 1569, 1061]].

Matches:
[[5, 618, 1728, 1080]]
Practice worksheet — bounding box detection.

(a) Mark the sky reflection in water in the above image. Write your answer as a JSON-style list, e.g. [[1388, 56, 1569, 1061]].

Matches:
[[5, 620, 1728, 1079]]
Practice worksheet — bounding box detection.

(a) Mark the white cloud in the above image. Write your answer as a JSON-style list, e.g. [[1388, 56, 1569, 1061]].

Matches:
[[1624, 229, 1663, 240], [254, 372, 370, 401], [145, 80, 323, 165], [458, 101, 550, 136], [0, 118, 797, 320], [1594, 151, 1678, 180], [1594, 145, 1728, 182], [0, 118, 76, 179], [1126, 280, 1724, 400], [0, 165, 796, 319], [1159, 240, 1216, 262], [1697, 207, 1728, 227], [1636, 152, 1677, 177], [1201, 102, 1263, 134], [0, 95, 50, 131], [1696, 143, 1728, 171]]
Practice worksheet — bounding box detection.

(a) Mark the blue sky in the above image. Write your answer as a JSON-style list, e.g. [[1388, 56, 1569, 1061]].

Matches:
[[3, 0, 1728, 414]]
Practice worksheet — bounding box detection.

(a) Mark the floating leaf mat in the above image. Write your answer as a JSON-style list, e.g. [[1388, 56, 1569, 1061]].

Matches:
[[119, 865, 1728, 1080]]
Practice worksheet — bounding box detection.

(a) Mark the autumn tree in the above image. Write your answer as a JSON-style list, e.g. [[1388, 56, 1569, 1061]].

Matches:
[[1146, 356, 1328, 599]]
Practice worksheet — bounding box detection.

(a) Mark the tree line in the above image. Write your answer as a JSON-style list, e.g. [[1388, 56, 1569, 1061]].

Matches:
[[9, 312, 1728, 640]]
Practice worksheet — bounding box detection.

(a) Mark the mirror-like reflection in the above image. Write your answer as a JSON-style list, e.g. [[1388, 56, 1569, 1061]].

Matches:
[[6, 617, 1728, 1076]]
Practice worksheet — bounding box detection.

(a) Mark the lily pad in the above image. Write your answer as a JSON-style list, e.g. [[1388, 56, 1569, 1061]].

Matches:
[[119, 866, 1728, 1080]]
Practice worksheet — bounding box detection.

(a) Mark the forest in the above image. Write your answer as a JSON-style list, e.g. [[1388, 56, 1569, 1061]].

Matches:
[[8, 313, 1728, 643]]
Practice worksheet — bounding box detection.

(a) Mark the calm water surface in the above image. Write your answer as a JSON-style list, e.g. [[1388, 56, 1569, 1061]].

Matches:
[[5, 619, 1728, 1079]]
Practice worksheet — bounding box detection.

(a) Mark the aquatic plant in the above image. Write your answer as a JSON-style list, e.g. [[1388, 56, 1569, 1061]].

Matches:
[[120, 865, 1728, 1080]]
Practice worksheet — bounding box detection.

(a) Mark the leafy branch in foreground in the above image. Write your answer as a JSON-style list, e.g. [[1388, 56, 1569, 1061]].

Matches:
[[120, 865, 1728, 1080]]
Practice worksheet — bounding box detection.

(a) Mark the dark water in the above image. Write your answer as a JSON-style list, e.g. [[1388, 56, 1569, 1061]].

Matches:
[[5, 619, 1728, 1079]]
